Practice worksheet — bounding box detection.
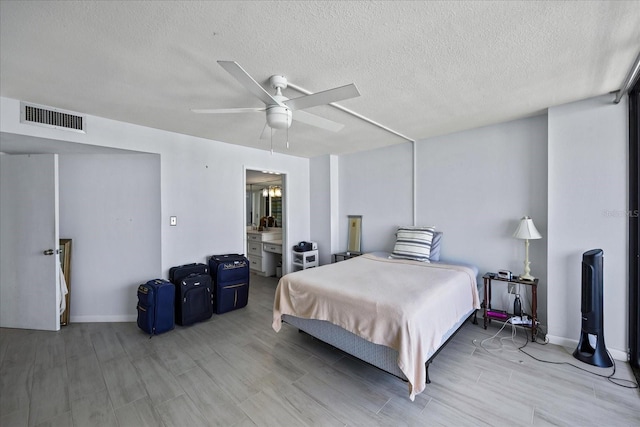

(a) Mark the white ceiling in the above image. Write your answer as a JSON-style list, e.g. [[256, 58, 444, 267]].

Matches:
[[1, 1, 639, 158]]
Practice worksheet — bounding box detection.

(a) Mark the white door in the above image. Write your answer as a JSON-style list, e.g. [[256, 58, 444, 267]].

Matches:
[[0, 154, 60, 331]]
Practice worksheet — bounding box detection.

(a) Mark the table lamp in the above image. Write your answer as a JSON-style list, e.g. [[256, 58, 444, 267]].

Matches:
[[513, 216, 542, 281]]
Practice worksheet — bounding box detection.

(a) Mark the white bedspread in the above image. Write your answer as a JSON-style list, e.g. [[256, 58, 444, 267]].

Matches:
[[272, 253, 480, 400]]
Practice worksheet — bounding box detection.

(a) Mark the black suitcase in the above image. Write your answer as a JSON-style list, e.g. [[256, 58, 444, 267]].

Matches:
[[209, 254, 250, 314], [175, 273, 213, 326], [169, 262, 209, 284], [137, 279, 175, 336]]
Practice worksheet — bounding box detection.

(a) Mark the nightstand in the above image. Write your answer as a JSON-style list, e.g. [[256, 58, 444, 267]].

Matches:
[[482, 272, 539, 341], [332, 252, 361, 263]]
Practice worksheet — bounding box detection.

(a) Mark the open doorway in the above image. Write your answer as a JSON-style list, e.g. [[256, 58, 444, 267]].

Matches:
[[245, 169, 286, 278]]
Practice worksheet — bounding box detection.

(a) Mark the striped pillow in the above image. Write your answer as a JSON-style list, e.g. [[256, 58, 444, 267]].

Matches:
[[389, 226, 435, 262]]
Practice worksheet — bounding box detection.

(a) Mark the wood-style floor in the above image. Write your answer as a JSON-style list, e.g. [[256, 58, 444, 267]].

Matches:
[[1, 274, 638, 426]]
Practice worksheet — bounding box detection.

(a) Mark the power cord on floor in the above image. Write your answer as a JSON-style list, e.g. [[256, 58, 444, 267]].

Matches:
[[475, 317, 527, 354], [474, 317, 639, 390], [518, 333, 638, 389]]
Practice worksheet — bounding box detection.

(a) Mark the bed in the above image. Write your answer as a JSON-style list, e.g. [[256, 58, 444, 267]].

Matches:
[[272, 251, 481, 401]]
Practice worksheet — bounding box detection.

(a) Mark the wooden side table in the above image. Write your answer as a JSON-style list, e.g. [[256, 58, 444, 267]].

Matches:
[[482, 272, 538, 341]]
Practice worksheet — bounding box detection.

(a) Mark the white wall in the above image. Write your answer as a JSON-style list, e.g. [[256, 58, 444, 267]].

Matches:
[[416, 115, 549, 320], [59, 154, 161, 322], [338, 142, 415, 253], [310, 154, 339, 265], [547, 94, 628, 358], [1, 96, 310, 321]]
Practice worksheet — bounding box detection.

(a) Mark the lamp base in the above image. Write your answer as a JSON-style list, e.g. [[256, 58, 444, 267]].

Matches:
[[520, 239, 536, 282]]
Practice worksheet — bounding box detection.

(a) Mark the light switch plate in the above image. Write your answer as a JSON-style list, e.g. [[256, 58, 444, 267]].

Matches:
[[170, 216, 177, 226]]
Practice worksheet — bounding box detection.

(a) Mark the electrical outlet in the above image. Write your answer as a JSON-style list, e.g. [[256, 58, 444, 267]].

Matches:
[[170, 216, 177, 226], [508, 283, 516, 294]]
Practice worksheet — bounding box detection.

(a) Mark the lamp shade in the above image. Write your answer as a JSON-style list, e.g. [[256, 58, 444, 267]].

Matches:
[[513, 216, 542, 240]]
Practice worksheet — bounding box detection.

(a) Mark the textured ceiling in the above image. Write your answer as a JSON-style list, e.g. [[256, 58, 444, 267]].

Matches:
[[1, 1, 639, 158]]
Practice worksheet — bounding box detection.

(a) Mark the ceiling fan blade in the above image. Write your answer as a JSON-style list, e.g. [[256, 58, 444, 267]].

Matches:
[[259, 123, 274, 140], [218, 61, 282, 107], [293, 110, 345, 132], [284, 83, 360, 111], [191, 107, 265, 114]]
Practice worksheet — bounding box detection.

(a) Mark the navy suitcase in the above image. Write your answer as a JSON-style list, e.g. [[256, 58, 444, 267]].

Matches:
[[209, 254, 250, 314], [175, 273, 213, 326], [137, 279, 175, 336], [169, 262, 209, 284]]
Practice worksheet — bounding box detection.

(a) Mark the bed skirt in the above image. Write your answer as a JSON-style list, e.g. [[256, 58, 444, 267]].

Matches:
[[282, 306, 476, 381]]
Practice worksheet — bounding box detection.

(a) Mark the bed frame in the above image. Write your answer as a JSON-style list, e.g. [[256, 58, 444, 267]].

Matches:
[[283, 308, 477, 385]]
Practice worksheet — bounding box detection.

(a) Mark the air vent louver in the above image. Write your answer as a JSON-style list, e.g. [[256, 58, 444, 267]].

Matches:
[[20, 102, 86, 133]]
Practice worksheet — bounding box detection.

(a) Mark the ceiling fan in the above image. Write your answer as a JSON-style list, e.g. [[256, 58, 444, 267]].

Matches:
[[192, 61, 360, 140]]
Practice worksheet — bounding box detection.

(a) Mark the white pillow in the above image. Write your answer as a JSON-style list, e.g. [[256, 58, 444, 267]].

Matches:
[[389, 226, 435, 262], [430, 231, 443, 261]]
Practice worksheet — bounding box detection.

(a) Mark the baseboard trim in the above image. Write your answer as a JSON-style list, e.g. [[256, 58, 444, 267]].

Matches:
[[69, 315, 136, 323], [547, 334, 628, 361]]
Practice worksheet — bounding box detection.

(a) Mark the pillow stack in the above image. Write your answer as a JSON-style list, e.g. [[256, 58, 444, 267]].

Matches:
[[389, 226, 438, 262]]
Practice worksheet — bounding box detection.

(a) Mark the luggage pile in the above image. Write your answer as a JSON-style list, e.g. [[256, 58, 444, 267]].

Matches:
[[136, 253, 250, 336]]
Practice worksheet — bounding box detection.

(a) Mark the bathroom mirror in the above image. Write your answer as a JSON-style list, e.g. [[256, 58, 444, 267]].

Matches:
[[347, 215, 362, 254], [246, 170, 283, 228]]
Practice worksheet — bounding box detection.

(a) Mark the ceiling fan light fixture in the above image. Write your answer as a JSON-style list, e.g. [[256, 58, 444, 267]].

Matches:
[[266, 105, 292, 130]]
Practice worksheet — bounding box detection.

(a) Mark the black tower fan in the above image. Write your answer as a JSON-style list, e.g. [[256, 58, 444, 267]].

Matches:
[[573, 249, 613, 367]]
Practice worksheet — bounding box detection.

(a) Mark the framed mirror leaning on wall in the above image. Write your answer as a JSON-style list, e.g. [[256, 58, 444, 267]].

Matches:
[[347, 215, 362, 254], [59, 239, 72, 326]]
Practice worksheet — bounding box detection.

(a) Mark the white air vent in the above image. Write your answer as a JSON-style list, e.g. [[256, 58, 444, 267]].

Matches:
[[20, 102, 86, 133]]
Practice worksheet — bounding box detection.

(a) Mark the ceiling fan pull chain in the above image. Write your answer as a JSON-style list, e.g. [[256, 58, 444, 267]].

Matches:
[[286, 125, 289, 149], [270, 127, 274, 155]]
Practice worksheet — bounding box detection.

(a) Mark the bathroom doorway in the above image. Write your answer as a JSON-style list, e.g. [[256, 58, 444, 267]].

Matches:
[[246, 170, 283, 229], [245, 169, 287, 277]]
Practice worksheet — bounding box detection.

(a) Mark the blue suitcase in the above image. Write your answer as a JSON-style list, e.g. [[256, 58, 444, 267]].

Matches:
[[209, 254, 250, 314], [169, 263, 213, 325], [137, 279, 175, 336], [175, 273, 213, 326]]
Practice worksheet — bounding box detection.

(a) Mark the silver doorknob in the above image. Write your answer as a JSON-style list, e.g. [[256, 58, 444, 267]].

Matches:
[[43, 249, 58, 255]]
